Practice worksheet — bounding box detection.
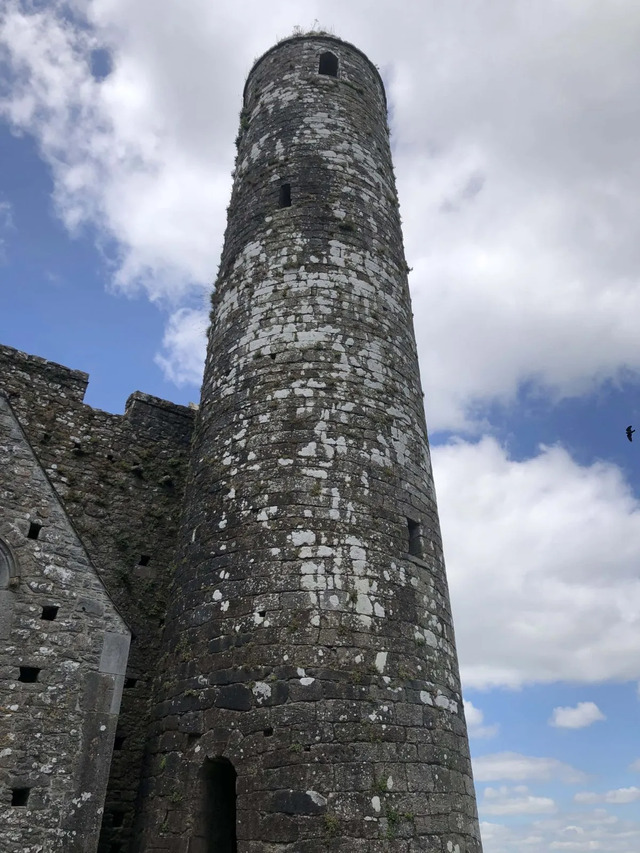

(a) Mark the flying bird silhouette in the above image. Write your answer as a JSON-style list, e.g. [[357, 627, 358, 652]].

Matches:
[[626, 425, 635, 442]]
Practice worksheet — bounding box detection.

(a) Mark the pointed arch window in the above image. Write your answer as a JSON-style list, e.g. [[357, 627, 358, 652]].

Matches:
[[318, 52, 339, 78], [0, 538, 17, 640], [0, 538, 16, 590]]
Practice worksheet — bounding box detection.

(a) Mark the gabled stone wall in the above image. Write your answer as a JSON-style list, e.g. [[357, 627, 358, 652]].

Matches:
[[0, 393, 129, 852], [0, 345, 195, 852]]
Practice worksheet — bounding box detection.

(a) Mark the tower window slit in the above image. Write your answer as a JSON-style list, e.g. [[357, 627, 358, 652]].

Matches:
[[113, 735, 126, 751], [407, 518, 422, 559], [319, 51, 339, 77], [27, 522, 42, 540], [279, 183, 291, 208]]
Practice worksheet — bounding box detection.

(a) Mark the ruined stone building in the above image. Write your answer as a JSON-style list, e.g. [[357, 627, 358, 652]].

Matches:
[[0, 34, 483, 853]]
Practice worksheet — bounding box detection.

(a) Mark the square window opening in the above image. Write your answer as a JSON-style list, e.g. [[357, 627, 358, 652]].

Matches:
[[124, 677, 138, 688], [19, 666, 40, 683], [138, 555, 150, 566], [111, 811, 125, 828], [114, 736, 126, 751], [41, 605, 59, 621], [12, 787, 30, 806]]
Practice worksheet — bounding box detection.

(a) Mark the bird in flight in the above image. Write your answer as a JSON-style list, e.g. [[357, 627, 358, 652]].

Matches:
[[626, 425, 635, 442]]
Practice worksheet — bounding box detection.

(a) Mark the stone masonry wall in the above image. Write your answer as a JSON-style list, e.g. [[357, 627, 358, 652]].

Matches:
[[0, 393, 130, 852], [139, 35, 483, 853], [0, 345, 195, 853]]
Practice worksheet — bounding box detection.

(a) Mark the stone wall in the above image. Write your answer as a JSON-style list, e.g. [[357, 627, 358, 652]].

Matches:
[[0, 393, 129, 852], [139, 35, 483, 853], [0, 345, 195, 852]]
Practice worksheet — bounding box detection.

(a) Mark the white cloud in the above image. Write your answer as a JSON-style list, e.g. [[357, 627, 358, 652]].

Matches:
[[464, 700, 499, 739], [550, 702, 606, 729], [473, 752, 587, 785], [433, 438, 640, 688], [478, 810, 640, 853], [0, 197, 14, 261], [154, 306, 208, 387], [2, 1, 640, 415], [483, 785, 556, 816], [575, 788, 640, 806]]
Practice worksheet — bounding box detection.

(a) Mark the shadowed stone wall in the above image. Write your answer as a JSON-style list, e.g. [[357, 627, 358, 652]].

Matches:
[[139, 35, 483, 853], [0, 345, 194, 853]]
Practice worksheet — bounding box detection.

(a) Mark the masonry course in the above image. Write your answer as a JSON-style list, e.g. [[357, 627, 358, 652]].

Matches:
[[0, 33, 482, 853]]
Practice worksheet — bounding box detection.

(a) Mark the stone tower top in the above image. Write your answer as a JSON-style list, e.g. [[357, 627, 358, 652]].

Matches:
[[243, 33, 388, 109]]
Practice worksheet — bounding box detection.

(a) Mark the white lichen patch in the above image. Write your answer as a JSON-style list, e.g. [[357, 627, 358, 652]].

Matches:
[[375, 652, 387, 673], [252, 682, 272, 703]]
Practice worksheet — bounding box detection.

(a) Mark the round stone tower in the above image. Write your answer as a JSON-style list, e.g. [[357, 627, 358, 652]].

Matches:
[[139, 34, 483, 853]]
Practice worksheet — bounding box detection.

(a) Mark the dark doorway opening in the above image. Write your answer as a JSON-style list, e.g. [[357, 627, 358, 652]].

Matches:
[[192, 758, 237, 853]]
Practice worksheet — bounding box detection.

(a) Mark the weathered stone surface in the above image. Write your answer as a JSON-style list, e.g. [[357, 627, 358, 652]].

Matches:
[[0, 346, 194, 852], [0, 393, 130, 852], [0, 31, 483, 853], [137, 33, 483, 853]]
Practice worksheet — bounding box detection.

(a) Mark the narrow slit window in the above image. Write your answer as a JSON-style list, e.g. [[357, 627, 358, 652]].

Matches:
[[111, 811, 125, 828], [194, 758, 237, 853], [319, 51, 339, 77], [407, 518, 422, 559], [41, 605, 59, 621], [27, 522, 42, 540], [11, 788, 30, 807], [279, 183, 291, 208], [114, 735, 126, 751], [19, 666, 40, 683]]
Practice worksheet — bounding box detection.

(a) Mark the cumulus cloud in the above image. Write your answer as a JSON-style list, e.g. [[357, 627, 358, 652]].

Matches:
[[464, 700, 499, 739], [479, 809, 640, 853], [575, 788, 640, 806], [2, 1, 640, 418], [473, 752, 587, 785], [550, 702, 606, 729], [433, 438, 640, 688], [482, 785, 556, 816]]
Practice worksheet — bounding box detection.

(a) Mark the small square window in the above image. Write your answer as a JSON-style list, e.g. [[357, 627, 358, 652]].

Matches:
[[114, 735, 126, 751], [111, 810, 125, 828], [12, 787, 30, 806], [41, 605, 59, 621], [124, 677, 137, 689], [138, 555, 150, 566], [19, 666, 40, 683]]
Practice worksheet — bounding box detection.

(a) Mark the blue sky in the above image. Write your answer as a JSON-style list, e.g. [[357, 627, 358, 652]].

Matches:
[[2, 2, 640, 850]]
